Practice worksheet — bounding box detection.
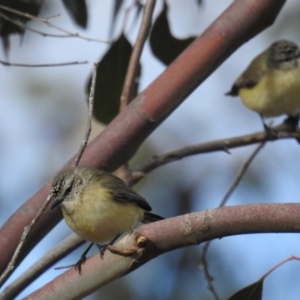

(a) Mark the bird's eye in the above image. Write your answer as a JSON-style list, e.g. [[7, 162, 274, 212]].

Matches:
[[64, 182, 74, 196]]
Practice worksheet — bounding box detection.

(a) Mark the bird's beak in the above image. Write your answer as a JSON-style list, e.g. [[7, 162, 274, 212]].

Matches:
[[50, 197, 64, 209]]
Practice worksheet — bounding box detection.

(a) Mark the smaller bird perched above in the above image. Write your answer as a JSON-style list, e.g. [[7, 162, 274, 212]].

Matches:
[[226, 39, 300, 133], [50, 166, 164, 273]]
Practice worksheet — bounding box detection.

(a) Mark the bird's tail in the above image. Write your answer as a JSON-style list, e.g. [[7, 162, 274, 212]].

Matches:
[[143, 212, 164, 223]]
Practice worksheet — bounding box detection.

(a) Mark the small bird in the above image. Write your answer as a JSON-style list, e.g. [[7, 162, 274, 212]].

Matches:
[[50, 166, 163, 273], [226, 39, 300, 132]]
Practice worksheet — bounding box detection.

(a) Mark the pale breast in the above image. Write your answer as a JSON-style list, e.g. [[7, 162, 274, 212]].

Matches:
[[239, 67, 300, 117], [62, 186, 144, 244]]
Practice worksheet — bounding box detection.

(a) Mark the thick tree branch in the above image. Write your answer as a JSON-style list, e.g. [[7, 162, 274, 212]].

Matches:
[[0, 0, 286, 282], [22, 203, 300, 300]]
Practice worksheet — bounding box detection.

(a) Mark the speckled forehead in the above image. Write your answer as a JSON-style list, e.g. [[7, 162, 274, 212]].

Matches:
[[51, 171, 68, 194], [51, 179, 62, 197]]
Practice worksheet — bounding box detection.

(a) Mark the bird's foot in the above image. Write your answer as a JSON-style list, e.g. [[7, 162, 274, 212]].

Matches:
[[269, 116, 300, 143], [74, 255, 87, 275], [282, 115, 299, 132], [96, 244, 108, 259], [53, 255, 86, 275], [263, 123, 279, 139]]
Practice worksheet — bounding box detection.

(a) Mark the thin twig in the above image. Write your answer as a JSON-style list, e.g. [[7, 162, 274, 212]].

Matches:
[[121, 0, 140, 35], [0, 5, 54, 21], [119, 0, 155, 110], [74, 62, 98, 167], [116, 0, 156, 183], [0, 11, 72, 39], [219, 142, 265, 207], [133, 130, 300, 184], [261, 255, 300, 280], [227, 255, 300, 299], [0, 194, 53, 287], [199, 242, 219, 300], [0, 5, 108, 43], [0, 60, 87, 67], [199, 142, 265, 300]]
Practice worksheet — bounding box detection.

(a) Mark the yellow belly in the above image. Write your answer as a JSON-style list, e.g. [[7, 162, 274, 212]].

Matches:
[[61, 186, 144, 244], [239, 67, 300, 117]]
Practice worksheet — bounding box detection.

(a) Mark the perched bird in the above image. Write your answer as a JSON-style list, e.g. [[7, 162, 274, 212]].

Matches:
[[50, 166, 163, 273], [226, 40, 300, 132]]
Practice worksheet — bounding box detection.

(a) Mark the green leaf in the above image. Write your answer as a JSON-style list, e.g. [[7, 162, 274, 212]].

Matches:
[[86, 34, 141, 124], [149, 2, 196, 65], [62, 0, 88, 28], [227, 279, 263, 300]]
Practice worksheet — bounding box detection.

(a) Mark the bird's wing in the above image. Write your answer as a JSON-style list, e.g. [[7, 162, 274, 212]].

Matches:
[[98, 172, 152, 211], [112, 190, 152, 211]]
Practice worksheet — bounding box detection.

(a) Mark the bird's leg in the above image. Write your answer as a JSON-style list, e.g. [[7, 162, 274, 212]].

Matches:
[[268, 114, 300, 143], [96, 234, 121, 259], [74, 242, 94, 274], [283, 114, 299, 131], [54, 242, 94, 275], [282, 114, 300, 143], [259, 114, 277, 138], [260, 115, 272, 135]]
